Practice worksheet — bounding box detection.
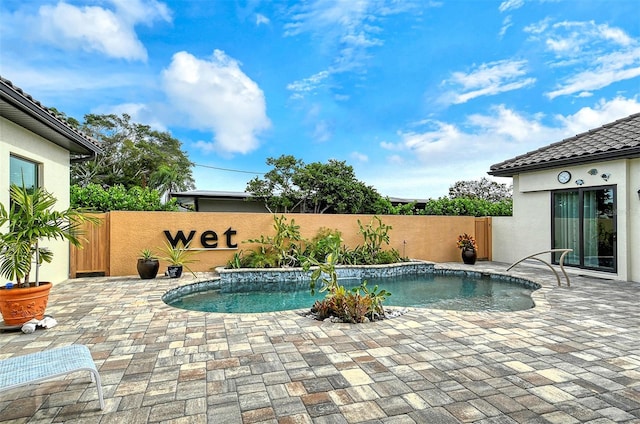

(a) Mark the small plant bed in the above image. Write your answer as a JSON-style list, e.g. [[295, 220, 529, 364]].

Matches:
[[227, 215, 408, 269], [302, 252, 406, 323], [227, 215, 408, 323], [300, 307, 408, 323], [300, 295, 409, 323]]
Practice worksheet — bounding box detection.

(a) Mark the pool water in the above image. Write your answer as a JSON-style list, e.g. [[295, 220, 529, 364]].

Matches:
[[165, 273, 536, 313]]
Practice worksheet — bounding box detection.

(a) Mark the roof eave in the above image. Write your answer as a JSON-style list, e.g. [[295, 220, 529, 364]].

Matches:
[[488, 147, 640, 177], [0, 80, 101, 156]]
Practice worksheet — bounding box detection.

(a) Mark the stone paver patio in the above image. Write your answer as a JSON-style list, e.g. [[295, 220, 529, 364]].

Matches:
[[1, 262, 639, 423]]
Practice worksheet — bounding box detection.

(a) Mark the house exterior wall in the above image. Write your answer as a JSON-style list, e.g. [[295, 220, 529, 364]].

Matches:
[[492, 158, 638, 282], [0, 117, 72, 284], [630, 158, 640, 283], [196, 198, 268, 213]]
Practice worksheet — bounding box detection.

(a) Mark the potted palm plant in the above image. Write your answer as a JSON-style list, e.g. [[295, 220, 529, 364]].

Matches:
[[159, 241, 198, 278], [137, 248, 159, 279], [0, 184, 99, 326]]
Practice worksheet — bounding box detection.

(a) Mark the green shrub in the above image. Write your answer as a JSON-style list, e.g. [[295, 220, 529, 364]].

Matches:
[[232, 215, 406, 269], [71, 183, 178, 211], [245, 215, 304, 267], [303, 227, 343, 262], [305, 252, 392, 323], [419, 197, 512, 216]]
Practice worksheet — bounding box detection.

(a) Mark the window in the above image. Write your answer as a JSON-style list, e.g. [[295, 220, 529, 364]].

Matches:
[[10, 155, 39, 190], [552, 186, 616, 272]]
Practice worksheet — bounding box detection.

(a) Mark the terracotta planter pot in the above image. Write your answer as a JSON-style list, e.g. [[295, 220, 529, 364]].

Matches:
[[0, 282, 52, 326]]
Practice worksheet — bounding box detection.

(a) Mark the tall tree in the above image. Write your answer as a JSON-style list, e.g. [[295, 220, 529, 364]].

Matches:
[[295, 160, 384, 214], [246, 155, 386, 214], [71, 113, 195, 192], [448, 177, 512, 202], [246, 155, 304, 213]]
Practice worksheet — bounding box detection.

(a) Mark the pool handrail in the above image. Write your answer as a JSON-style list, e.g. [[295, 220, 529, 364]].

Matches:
[[506, 249, 573, 287]]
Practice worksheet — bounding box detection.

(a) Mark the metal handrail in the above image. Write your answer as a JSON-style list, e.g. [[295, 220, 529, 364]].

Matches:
[[506, 249, 573, 287]]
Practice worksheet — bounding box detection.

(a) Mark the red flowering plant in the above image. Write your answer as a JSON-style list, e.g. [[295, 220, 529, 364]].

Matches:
[[456, 233, 477, 250]]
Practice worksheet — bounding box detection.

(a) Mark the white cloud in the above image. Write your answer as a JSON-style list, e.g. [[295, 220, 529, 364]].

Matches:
[[162, 50, 271, 155], [33, 0, 171, 61], [111, 0, 171, 25], [546, 47, 640, 99], [499, 0, 524, 13], [350, 151, 369, 162], [287, 71, 330, 99], [312, 120, 333, 142], [367, 97, 640, 197], [440, 60, 536, 104], [524, 19, 640, 99], [499, 16, 513, 38], [98, 102, 168, 132], [528, 20, 635, 57], [523, 18, 550, 35], [600, 26, 633, 46], [284, 0, 385, 74], [554, 96, 640, 136], [284, 0, 420, 98], [256, 13, 270, 26]]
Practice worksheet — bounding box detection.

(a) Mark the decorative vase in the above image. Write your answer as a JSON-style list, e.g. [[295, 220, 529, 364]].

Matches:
[[137, 259, 159, 279], [461, 248, 477, 265], [167, 265, 183, 278], [0, 282, 52, 326]]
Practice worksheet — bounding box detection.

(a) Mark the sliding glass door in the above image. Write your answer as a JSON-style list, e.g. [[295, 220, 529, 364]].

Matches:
[[552, 186, 616, 272]]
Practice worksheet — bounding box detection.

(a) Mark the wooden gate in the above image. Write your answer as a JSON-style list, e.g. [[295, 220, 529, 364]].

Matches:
[[474, 217, 492, 261], [70, 213, 110, 277]]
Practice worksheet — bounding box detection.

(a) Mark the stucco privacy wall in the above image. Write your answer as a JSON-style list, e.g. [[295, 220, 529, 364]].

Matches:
[[0, 117, 72, 284], [108, 211, 477, 276], [491, 159, 638, 282], [630, 158, 640, 282]]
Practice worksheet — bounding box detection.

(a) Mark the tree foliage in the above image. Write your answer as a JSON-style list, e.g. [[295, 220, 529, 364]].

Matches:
[[420, 197, 512, 217], [245, 155, 303, 213], [71, 184, 178, 212], [246, 155, 386, 214], [71, 113, 195, 196], [448, 177, 512, 202]]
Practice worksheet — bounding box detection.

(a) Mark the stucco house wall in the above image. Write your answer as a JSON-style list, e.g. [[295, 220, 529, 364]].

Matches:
[[0, 119, 74, 284], [490, 113, 640, 284], [0, 77, 100, 284], [629, 158, 640, 282]]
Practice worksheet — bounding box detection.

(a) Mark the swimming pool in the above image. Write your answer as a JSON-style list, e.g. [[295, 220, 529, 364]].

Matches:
[[163, 272, 539, 313]]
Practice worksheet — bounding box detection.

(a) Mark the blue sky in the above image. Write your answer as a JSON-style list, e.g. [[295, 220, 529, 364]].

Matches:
[[2, 0, 640, 199]]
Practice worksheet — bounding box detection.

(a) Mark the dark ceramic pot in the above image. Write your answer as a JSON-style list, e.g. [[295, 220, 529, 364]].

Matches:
[[137, 259, 159, 279], [461, 248, 477, 265], [167, 265, 183, 278]]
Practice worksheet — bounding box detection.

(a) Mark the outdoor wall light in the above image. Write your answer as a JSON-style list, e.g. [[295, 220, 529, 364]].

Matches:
[[575, 179, 584, 186], [601, 173, 611, 181]]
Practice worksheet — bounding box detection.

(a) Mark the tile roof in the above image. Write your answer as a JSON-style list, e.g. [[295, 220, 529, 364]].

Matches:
[[488, 112, 640, 176], [0, 76, 101, 157]]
